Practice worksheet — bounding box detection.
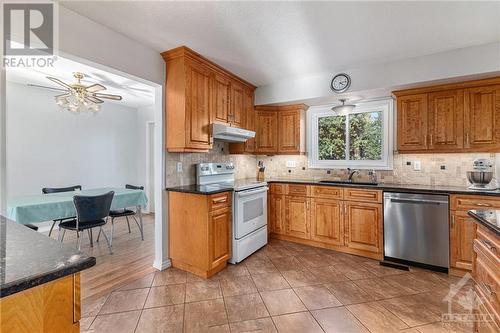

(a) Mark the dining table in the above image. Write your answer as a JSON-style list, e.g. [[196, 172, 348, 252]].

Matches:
[[6, 187, 148, 225]]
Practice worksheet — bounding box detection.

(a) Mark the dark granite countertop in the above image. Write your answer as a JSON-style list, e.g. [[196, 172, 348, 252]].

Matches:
[[266, 178, 500, 196], [0, 216, 96, 298], [165, 184, 234, 195], [166, 178, 500, 196], [468, 210, 500, 236]]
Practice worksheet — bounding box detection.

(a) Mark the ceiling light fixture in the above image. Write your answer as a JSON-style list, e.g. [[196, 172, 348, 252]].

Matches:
[[331, 98, 355, 115]]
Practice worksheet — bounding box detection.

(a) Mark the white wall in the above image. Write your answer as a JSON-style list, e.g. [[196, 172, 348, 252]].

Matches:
[[255, 42, 500, 105], [6, 82, 141, 197], [136, 105, 155, 212]]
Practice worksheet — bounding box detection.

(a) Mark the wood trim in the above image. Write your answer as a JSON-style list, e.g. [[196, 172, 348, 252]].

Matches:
[[392, 76, 500, 97], [270, 233, 383, 260], [254, 104, 309, 112], [162, 46, 256, 89], [73, 273, 81, 323]]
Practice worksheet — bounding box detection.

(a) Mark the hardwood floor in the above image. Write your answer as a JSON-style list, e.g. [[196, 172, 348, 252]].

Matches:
[[46, 214, 156, 302]]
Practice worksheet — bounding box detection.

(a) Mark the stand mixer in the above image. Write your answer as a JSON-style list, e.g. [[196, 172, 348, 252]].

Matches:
[[467, 158, 497, 190]]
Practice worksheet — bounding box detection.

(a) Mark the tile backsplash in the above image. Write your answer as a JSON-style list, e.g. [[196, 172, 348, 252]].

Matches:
[[256, 153, 498, 187], [165, 142, 497, 188]]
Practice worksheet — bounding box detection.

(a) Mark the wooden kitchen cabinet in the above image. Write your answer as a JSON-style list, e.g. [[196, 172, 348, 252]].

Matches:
[[396, 94, 428, 151], [344, 201, 383, 255], [285, 195, 310, 240], [229, 87, 256, 153], [254, 109, 278, 154], [394, 76, 500, 153], [464, 84, 500, 151], [428, 89, 464, 150], [450, 210, 476, 272], [278, 109, 302, 153], [169, 191, 232, 278], [269, 194, 285, 234], [162, 46, 256, 153], [310, 198, 344, 246]]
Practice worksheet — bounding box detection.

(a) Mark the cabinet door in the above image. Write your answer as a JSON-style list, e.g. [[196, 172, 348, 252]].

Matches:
[[243, 88, 255, 152], [397, 94, 428, 151], [345, 202, 382, 254], [278, 110, 300, 154], [213, 74, 231, 124], [255, 110, 278, 154], [428, 89, 464, 151], [230, 81, 245, 128], [464, 85, 500, 151], [209, 208, 231, 269], [185, 60, 212, 149], [311, 198, 343, 246], [269, 194, 285, 234], [285, 196, 310, 239], [450, 211, 476, 271]]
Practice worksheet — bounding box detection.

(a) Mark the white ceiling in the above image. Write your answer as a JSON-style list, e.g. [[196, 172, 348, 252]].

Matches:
[[6, 55, 156, 108], [61, 1, 500, 87]]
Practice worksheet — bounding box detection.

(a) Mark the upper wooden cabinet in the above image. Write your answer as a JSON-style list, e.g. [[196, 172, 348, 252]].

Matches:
[[162, 46, 256, 152], [393, 77, 500, 153], [464, 85, 500, 151], [253, 104, 308, 155]]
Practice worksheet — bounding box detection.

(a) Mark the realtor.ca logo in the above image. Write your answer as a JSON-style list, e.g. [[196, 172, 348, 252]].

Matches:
[[2, 2, 58, 68]]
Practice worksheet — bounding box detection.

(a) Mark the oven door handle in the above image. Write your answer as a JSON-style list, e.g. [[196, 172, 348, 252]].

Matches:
[[236, 187, 269, 198]]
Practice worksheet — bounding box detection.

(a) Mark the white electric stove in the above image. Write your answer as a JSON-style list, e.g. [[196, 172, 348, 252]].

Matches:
[[197, 163, 268, 264]]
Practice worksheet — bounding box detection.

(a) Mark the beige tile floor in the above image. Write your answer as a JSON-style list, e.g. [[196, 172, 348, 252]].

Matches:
[[81, 239, 481, 333]]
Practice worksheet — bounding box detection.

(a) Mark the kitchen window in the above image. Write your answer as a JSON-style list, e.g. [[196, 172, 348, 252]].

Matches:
[[307, 99, 393, 170]]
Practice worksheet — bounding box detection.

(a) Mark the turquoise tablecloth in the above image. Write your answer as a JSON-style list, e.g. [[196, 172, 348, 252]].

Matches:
[[7, 187, 148, 225]]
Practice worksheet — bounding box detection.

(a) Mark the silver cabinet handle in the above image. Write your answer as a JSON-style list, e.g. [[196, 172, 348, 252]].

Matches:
[[476, 203, 492, 207], [482, 282, 496, 296], [481, 239, 497, 253]]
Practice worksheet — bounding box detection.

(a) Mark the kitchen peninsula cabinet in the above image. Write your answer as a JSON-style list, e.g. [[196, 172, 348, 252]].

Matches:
[[393, 77, 500, 153], [162, 46, 256, 153], [269, 183, 383, 260]]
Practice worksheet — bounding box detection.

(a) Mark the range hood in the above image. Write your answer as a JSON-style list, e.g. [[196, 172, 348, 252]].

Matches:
[[212, 123, 255, 143]]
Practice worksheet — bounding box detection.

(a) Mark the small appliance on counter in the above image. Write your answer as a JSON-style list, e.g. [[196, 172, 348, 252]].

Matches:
[[196, 163, 268, 264], [467, 158, 497, 191]]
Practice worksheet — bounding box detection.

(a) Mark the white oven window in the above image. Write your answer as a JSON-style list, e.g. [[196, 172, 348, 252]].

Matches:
[[243, 198, 264, 222]]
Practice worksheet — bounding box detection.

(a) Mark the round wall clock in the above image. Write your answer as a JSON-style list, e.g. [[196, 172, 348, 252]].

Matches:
[[330, 73, 351, 93]]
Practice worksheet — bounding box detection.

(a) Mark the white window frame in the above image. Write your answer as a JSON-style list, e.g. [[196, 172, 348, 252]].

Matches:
[[307, 98, 394, 170]]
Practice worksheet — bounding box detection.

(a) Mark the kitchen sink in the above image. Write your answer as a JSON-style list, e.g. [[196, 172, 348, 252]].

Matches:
[[319, 180, 379, 186]]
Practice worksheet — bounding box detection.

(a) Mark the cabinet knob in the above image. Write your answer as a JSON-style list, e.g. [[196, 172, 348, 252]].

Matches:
[[481, 239, 497, 253]]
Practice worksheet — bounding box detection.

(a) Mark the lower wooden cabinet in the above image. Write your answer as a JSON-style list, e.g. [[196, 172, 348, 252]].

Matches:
[[450, 210, 476, 272], [310, 198, 344, 246], [269, 184, 383, 260], [285, 196, 310, 240], [345, 201, 383, 254], [169, 191, 232, 278]]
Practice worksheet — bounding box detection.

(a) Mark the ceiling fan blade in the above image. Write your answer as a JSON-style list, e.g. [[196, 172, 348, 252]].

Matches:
[[85, 83, 106, 93], [55, 93, 71, 99], [85, 96, 104, 104], [93, 93, 122, 101], [47, 77, 73, 89], [28, 84, 68, 92]]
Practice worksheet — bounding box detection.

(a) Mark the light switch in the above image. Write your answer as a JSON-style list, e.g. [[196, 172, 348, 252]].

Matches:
[[413, 160, 421, 171], [177, 162, 183, 173], [286, 160, 296, 168]]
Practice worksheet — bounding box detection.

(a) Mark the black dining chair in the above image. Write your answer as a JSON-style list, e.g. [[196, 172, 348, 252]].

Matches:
[[58, 191, 114, 254], [42, 185, 82, 237], [96, 184, 144, 246]]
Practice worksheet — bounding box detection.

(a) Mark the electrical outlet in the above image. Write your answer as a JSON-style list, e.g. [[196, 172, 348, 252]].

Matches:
[[286, 160, 296, 168], [176, 162, 183, 173], [413, 160, 421, 171]]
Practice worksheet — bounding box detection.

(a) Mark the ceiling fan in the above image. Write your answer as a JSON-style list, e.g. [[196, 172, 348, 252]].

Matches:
[[29, 72, 122, 113]]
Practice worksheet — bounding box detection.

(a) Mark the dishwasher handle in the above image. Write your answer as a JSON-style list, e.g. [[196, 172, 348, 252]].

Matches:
[[389, 198, 448, 205]]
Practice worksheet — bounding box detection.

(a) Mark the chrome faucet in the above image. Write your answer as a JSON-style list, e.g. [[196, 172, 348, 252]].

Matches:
[[347, 168, 360, 182]]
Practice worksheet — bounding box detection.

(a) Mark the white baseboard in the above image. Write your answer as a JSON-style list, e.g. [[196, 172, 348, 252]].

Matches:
[[153, 258, 171, 271]]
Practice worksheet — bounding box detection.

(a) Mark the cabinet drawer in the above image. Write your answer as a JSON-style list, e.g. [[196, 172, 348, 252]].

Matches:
[[343, 188, 382, 203], [269, 183, 285, 195], [286, 184, 310, 196], [474, 240, 500, 318], [209, 192, 232, 211], [311, 186, 343, 199], [475, 285, 500, 331], [451, 195, 500, 211], [477, 225, 500, 262]]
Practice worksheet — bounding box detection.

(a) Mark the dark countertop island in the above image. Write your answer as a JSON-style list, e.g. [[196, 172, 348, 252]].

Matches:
[[468, 209, 500, 236], [0, 216, 96, 298], [166, 178, 500, 197]]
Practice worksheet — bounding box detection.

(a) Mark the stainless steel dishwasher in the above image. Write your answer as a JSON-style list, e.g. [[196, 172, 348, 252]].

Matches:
[[384, 192, 449, 270]]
